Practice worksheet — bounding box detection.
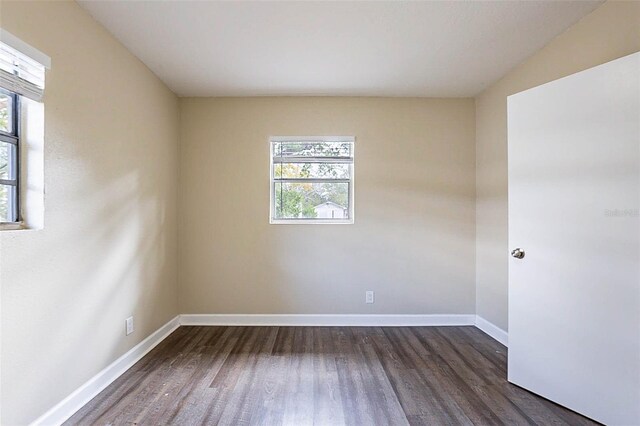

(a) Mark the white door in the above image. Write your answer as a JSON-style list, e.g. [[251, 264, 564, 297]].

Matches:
[[508, 52, 640, 425]]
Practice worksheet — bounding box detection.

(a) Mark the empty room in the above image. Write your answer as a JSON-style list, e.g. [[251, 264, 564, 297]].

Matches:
[[0, 0, 639, 425]]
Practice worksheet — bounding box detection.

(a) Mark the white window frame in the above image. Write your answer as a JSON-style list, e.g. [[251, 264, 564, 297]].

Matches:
[[0, 30, 48, 231], [0, 88, 20, 224], [270, 136, 355, 225]]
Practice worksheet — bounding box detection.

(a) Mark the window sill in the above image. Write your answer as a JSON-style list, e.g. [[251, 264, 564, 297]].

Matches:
[[270, 219, 355, 225], [0, 221, 28, 231]]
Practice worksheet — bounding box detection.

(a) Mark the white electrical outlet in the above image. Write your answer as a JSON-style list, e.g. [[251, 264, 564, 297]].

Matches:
[[125, 316, 134, 335], [365, 291, 375, 304]]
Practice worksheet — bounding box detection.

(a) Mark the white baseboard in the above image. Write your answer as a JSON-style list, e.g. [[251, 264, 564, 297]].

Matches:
[[30, 313, 506, 425], [475, 315, 509, 347], [179, 313, 477, 327], [30, 315, 181, 426]]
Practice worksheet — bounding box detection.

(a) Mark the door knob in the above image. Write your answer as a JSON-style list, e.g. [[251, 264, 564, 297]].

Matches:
[[511, 248, 525, 259]]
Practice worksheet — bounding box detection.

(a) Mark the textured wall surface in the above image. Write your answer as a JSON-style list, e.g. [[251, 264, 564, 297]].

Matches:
[[0, 1, 180, 423], [179, 97, 476, 316]]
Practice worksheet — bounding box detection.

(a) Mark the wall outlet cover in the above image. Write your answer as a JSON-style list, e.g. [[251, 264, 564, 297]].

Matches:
[[126, 316, 134, 335], [366, 291, 375, 304]]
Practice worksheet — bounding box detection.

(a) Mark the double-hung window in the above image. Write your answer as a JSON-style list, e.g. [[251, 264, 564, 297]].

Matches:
[[0, 88, 19, 222], [0, 31, 48, 225], [270, 136, 355, 224]]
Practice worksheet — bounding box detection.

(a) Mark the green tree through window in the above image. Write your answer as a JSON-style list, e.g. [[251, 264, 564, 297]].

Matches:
[[271, 138, 353, 223]]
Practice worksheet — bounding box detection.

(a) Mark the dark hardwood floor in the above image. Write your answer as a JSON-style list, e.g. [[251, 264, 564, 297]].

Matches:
[[66, 326, 597, 425]]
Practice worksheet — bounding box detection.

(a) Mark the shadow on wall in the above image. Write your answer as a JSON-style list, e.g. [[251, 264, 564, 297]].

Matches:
[[1, 75, 178, 424], [4, 170, 176, 417]]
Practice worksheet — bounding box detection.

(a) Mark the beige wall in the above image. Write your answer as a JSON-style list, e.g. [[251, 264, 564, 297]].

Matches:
[[1, 0, 634, 422], [475, 0, 640, 330], [179, 97, 476, 316], [0, 1, 180, 424]]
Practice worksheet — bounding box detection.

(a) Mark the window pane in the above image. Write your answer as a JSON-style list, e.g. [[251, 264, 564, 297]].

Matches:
[[274, 163, 350, 179], [0, 184, 16, 222], [0, 91, 13, 134], [274, 182, 349, 219], [273, 141, 352, 158], [0, 142, 16, 180]]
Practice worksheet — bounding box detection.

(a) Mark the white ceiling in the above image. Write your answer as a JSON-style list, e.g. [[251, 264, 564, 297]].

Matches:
[[78, 0, 602, 98]]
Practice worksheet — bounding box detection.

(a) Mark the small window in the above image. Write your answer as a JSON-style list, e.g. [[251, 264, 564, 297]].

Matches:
[[0, 32, 49, 230], [0, 88, 19, 223], [270, 136, 354, 224]]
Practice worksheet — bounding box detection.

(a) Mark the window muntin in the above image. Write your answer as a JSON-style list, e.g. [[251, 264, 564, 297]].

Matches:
[[270, 137, 354, 224], [0, 88, 19, 223]]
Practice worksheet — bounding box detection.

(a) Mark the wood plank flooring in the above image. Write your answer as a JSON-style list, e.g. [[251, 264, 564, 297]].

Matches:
[[66, 326, 598, 425]]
